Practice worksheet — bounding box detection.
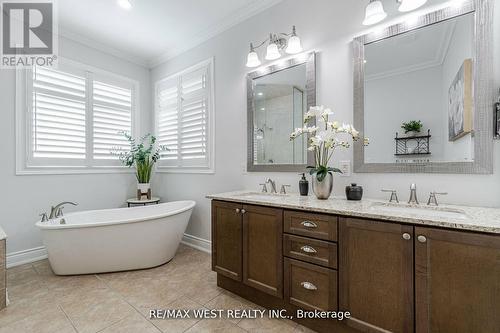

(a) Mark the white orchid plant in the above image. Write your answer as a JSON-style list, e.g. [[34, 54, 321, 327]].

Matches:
[[290, 106, 369, 182]]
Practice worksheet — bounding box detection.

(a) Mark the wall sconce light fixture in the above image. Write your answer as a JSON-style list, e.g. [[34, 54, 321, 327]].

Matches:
[[246, 26, 303, 67]]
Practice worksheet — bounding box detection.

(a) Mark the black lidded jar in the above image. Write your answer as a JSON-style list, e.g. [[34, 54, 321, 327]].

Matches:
[[345, 183, 363, 201], [299, 173, 309, 196]]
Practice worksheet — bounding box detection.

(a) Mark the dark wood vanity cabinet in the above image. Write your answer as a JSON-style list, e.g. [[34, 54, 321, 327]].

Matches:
[[414, 227, 500, 333], [212, 201, 243, 281], [211, 201, 283, 298], [242, 204, 283, 298], [212, 200, 500, 333], [340, 218, 500, 333], [339, 217, 414, 333]]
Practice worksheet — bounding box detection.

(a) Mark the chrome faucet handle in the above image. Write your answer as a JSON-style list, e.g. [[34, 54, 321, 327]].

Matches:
[[39, 213, 48, 222], [280, 185, 291, 194], [55, 207, 64, 218], [259, 183, 268, 193], [381, 189, 399, 203], [427, 192, 448, 206]]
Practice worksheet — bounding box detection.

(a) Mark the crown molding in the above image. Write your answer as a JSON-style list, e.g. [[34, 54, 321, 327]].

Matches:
[[148, 0, 284, 68], [57, 28, 150, 68], [365, 21, 456, 82]]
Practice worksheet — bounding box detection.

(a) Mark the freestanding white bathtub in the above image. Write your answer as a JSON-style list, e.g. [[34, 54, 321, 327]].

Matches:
[[35, 201, 195, 275]]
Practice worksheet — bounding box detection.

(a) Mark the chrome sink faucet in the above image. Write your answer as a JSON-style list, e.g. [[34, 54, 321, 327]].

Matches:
[[49, 201, 78, 219], [266, 178, 277, 194], [408, 183, 419, 205]]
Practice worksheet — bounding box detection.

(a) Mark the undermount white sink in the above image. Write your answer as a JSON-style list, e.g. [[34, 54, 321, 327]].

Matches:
[[370, 202, 470, 220]]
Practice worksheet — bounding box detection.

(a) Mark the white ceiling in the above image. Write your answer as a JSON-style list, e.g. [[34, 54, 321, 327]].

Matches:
[[57, 0, 454, 68], [58, 0, 283, 67]]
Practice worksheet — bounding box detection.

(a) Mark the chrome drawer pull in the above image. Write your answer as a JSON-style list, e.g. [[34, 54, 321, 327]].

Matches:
[[300, 221, 318, 228], [300, 245, 317, 254], [301, 282, 318, 291]]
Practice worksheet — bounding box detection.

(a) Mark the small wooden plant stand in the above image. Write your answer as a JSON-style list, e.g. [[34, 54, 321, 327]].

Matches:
[[137, 188, 152, 200]]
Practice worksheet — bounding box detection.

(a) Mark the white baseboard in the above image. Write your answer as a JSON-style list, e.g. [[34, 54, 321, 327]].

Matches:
[[7, 246, 47, 268], [181, 233, 211, 253]]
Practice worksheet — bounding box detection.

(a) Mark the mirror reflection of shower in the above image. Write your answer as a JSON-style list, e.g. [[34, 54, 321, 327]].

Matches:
[[253, 83, 306, 165]]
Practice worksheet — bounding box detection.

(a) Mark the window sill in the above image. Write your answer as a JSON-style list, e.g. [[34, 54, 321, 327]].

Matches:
[[156, 168, 215, 175], [16, 166, 135, 176]]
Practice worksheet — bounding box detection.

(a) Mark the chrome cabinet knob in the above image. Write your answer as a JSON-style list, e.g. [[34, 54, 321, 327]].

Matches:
[[241, 209, 246, 214], [402, 233, 411, 240], [301, 281, 318, 291], [300, 245, 317, 254], [235, 208, 240, 213], [417, 235, 427, 243], [301, 221, 318, 228]]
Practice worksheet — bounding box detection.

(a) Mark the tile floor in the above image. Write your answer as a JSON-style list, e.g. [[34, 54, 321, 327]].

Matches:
[[0, 244, 314, 333]]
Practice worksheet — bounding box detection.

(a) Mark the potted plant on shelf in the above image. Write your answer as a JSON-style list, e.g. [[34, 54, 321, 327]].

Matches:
[[113, 132, 167, 200], [290, 106, 369, 200], [401, 120, 423, 137]]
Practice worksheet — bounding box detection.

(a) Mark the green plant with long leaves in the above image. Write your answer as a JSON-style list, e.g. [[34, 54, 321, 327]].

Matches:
[[112, 132, 168, 183], [290, 106, 369, 182]]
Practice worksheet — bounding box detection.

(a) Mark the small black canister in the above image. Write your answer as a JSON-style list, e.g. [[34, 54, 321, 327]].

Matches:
[[345, 183, 363, 201]]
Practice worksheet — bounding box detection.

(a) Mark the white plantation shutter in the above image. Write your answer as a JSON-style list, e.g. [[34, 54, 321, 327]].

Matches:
[[180, 67, 208, 163], [32, 66, 87, 160], [156, 59, 213, 172], [157, 77, 179, 161], [92, 80, 133, 160], [23, 59, 138, 172]]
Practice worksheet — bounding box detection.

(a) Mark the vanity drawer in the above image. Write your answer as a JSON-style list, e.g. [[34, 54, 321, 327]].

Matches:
[[284, 258, 337, 311], [284, 210, 337, 241], [283, 234, 337, 269]]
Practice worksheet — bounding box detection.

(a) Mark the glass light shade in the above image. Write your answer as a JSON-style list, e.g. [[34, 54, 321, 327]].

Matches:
[[285, 35, 303, 54], [265, 43, 281, 60], [398, 0, 427, 12], [246, 51, 261, 67], [362, 0, 387, 25], [117, 0, 132, 10]]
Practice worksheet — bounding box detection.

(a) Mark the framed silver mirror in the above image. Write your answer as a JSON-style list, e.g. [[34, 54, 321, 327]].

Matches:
[[353, 0, 493, 174], [247, 52, 316, 172]]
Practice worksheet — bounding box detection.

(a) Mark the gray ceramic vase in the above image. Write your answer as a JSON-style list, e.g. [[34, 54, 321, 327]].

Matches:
[[312, 173, 333, 200]]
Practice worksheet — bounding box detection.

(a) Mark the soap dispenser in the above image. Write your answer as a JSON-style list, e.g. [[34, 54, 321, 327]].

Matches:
[[299, 173, 309, 196]]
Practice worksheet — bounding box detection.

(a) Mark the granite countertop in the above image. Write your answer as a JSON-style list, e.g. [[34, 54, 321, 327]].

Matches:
[[207, 191, 500, 234]]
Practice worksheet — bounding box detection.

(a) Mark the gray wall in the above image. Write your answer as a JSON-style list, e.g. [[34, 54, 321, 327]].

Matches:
[[1, 0, 499, 257], [151, 0, 500, 244], [0, 36, 151, 255]]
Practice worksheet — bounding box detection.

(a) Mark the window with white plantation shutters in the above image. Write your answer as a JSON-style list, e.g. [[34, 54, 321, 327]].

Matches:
[[92, 80, 133, 160], [20, 58, 138, 173], [155, 58, 214, 172], [32, 66, 87, 160], [157, 77, 179, 161]]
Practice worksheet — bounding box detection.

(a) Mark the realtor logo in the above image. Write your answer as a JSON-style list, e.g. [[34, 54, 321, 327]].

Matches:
[[1, 0, 57, 67]]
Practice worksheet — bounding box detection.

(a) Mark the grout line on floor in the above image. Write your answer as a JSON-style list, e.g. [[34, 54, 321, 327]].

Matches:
[[58, 304, 79, 333]]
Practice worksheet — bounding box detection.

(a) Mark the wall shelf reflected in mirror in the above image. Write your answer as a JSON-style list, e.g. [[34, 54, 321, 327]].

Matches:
[[353, 0, 494, 174]]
